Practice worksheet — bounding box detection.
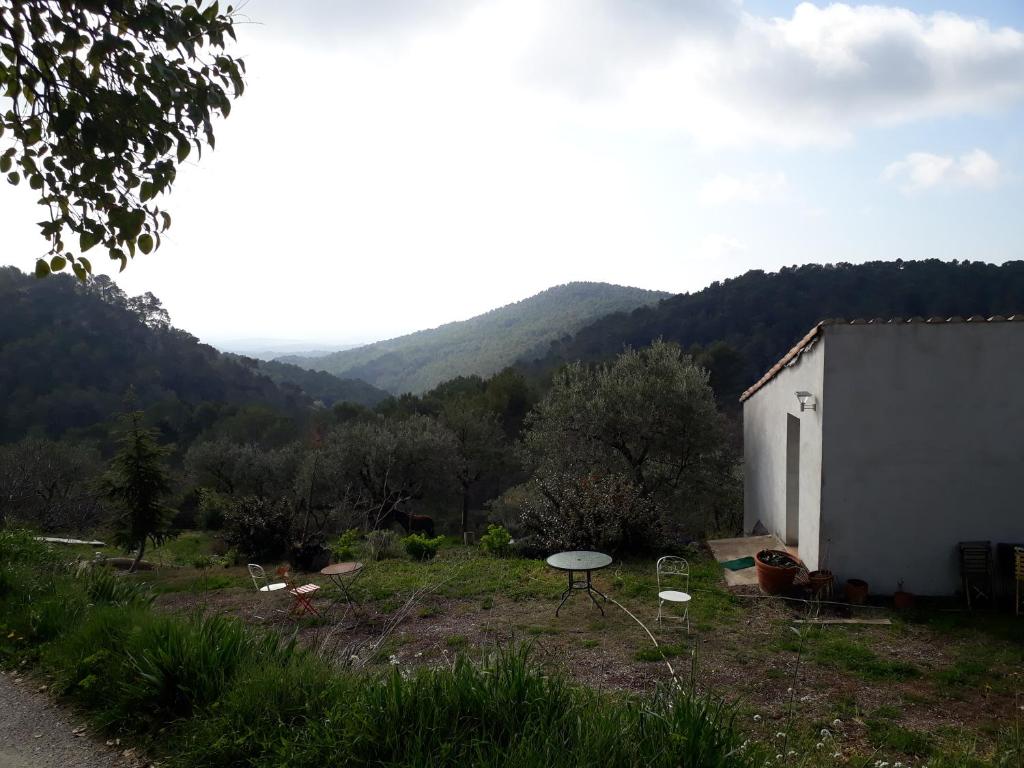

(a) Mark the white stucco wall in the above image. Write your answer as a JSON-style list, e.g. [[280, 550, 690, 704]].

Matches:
[[820, 321, 1024, 596], [742, 340, 825, 570]]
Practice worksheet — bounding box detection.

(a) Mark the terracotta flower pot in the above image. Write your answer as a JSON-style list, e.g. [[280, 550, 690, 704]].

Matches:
[[755, 549, 801, 595], [808, 569, 834, 598], [845, 578, 869, 605], [893, 590, 914, 610]]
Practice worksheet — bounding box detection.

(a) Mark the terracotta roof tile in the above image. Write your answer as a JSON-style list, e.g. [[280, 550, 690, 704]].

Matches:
[[739, 314, 1024, 402]]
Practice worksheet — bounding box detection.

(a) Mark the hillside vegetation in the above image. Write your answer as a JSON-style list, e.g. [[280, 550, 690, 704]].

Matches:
[[521, 260, 1024, 403], [281, 282, 668, 394], [252, 359, 389, 408], [0, 267, 381, 444]]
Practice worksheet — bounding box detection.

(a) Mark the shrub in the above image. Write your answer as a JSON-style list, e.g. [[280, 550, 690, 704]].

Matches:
[[402, 533, 444, 561], [520, 472, 664, 555], [196, 488, 228, 531], [366, 529, 400, 561], [222, 495, 293, 561], [331, 529, 362, 561], [479, 524, 512, 557]]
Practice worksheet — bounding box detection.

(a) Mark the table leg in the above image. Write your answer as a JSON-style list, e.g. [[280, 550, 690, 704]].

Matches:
[[555, 570, 574, 616], [585, 571, 605, 615]]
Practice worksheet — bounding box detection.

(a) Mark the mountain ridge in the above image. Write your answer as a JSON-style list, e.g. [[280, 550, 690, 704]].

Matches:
[[281, 281, 669, 394], [518, 259, 1024, 404]]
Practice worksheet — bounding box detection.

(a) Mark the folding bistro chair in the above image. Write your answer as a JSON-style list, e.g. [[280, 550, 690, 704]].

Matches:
[[656, 556, 692, 632], [248, 563, 287, 594], [276, 566, 321, 617], [958, 541, 993, 609]]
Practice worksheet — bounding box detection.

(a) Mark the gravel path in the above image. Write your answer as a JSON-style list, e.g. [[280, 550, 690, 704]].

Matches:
[[0, 670, 146, 768]]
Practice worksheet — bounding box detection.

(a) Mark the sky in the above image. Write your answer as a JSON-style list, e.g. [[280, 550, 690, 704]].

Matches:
[[3, 0, 1024, 348]]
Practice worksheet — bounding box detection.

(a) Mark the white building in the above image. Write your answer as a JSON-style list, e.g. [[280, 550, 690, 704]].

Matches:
[[741, 316, 1024, 596]]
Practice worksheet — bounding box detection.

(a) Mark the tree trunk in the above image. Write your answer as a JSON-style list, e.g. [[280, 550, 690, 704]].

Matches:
[[129, 538, 146, 573]]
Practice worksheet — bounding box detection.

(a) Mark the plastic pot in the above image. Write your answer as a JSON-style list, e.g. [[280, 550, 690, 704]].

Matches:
[[755, 549, 801, 594], [845, 578, 869, 605]]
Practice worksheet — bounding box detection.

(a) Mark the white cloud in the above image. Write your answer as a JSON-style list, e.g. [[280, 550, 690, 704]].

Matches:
[[245, 1, 1024, 148], [882, 149, 1002, 192], [505, 1, 1024, 147], [698, 172, 788, 206]]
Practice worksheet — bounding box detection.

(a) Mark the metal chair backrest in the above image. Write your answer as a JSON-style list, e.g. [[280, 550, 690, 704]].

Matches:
[[248, 563, 269, 591], [1016, 547, 1024, 579], [958, 541, 992, 574], [657, 556, 689, 593]]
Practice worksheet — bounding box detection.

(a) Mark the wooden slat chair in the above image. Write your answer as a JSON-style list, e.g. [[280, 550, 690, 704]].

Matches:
[[276, 566, 321, 617], [958, 541, 993, 610], [1015, 547, 1024, 617]]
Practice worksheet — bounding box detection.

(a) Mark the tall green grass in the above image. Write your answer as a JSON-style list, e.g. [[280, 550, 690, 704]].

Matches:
[[1, 528, 757, 768]]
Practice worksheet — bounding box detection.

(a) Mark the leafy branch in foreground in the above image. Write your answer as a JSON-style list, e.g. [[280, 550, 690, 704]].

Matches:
[[0, 0, 244, 278]]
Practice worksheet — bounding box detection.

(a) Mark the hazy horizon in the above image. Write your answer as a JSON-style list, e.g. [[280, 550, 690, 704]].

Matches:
[[3, 0, 1023, 345]]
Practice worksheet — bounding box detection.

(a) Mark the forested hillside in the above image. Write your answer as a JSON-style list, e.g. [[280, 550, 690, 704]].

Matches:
[[0, 268, 376, 444], [521, 260, 1024, 404], [253, 359, 389, 407], [281, 282, 668, 394]]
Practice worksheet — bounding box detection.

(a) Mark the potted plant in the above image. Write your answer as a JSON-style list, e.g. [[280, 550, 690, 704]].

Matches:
[[754, 549, 802, 594], [845, 578, 869, 605], [893, 579, 914, 610]]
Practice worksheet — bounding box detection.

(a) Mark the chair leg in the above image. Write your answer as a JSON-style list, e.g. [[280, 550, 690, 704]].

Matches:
[[657, 599, 663, 623], [291, 593, 319, 617]]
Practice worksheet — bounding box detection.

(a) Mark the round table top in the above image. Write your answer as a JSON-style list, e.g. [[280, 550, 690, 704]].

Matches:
[[546, 550, 612, 572], [321, 562, 363, 576]]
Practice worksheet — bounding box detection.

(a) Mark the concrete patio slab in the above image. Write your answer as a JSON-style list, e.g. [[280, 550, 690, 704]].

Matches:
[[707, 534, 794, 587]]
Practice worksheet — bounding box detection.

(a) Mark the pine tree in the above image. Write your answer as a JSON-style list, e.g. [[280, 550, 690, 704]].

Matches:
[[100, 410, 173, 572]]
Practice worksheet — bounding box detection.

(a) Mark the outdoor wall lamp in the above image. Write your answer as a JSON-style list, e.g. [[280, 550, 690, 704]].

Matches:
[[795, 391, 817, 412]]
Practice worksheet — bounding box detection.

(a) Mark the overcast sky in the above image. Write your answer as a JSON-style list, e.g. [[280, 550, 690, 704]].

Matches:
[[3, 0, 1024, 347]]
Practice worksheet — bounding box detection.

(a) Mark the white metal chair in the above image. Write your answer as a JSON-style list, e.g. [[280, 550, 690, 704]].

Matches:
[[656, 556, 691, 632], [248, 563, 287, 594]]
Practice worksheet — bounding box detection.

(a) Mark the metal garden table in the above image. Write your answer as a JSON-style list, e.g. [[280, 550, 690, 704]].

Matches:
[[320, 561, 364, 611], [546, 550, 613, 616]]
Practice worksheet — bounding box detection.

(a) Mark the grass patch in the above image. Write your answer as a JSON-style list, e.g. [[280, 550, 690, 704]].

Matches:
[[445, 634, 469, 649], [866, 720, 934, 756], [0, 529, 760, 768], [776, 629, 920, 681]]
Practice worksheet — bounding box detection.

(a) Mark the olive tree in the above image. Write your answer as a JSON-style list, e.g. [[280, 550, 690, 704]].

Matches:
[[0, 1, 244, 277], [521, 339, 738, 542], [0, 437, 103, 531], [323, 415, 460, 531]]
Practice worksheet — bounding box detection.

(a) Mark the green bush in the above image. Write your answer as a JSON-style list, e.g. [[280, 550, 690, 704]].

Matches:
[[222, 495, 292, 561], [331, 528, 362, 561], [196, 488, 228, 531], [402, 533, 444, 561], [479, 524, 512, 557]]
